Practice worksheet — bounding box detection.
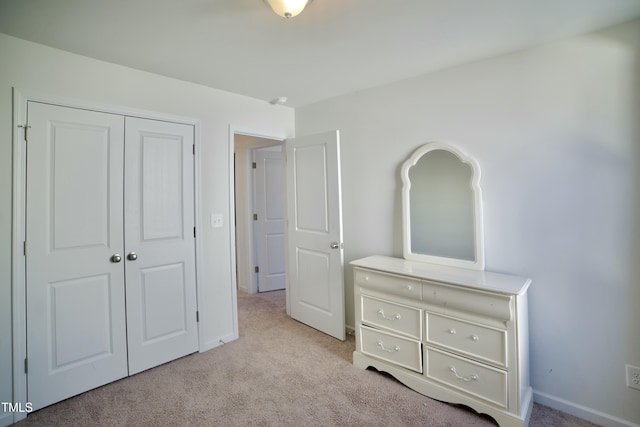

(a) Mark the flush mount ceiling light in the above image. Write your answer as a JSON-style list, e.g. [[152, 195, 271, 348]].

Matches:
[[263, 0, 312, 19]]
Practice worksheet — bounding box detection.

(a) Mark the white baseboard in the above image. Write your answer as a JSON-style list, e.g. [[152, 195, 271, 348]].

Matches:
[[346, 324, 355, 337], [200, 332, 238, 353], [534, 390, 639, 427]]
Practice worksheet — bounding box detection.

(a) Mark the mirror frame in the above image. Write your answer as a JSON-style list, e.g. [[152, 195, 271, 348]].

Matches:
[[401, 141, 485, 270]]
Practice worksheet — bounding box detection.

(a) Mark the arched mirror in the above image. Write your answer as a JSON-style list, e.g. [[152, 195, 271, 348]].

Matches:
[[401, 142, 485, 270]]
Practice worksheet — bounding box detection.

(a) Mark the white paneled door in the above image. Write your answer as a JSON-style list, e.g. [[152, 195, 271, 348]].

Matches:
[[254, 148, 286, 292], [124, 117, 198, 374], [26, 102, 129, 410], [26, 102, 198, 410], [285, 131, 345, 340]]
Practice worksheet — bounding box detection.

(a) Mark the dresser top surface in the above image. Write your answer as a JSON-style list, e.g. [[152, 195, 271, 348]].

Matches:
[[350, 256, 531, 295]]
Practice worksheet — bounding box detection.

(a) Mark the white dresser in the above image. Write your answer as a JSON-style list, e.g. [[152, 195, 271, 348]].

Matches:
[[352, 255, 532, 427]]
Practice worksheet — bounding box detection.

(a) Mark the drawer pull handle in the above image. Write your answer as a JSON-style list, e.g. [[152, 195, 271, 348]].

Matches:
[[378, 308, 401, 321], [450, 366, 478, 382], [449, 328, 456, 335], [377, 341, 400, 353], [471, 334, 479, 341]]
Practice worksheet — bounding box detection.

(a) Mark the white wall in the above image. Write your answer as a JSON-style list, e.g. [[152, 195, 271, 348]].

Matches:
[[296, 19, 640, 427], [0, 33, 294, 425]]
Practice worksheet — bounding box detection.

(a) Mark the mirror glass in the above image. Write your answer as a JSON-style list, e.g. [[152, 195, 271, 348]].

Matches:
[[401, 142, 484, 270]]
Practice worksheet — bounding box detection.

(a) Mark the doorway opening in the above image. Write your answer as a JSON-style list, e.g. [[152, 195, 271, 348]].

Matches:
[[233, 133, 285, 295], [229, 129, 345, 341]]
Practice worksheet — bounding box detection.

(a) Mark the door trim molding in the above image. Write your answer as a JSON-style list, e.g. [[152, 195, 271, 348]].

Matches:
[[11, 88, 203, 423], [11, 88, 28, 425]]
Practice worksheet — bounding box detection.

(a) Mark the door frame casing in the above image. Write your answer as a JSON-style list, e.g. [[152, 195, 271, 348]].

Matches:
[[11, 88, 203, 424]]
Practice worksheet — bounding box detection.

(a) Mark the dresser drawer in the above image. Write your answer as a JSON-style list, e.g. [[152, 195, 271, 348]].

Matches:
[[362, 295, 421, 339], [360, 325, 422, 373], [426, 313, 507, 367], [355, 268, 422, 300], [425, 347, 507, 408], [422, 280, 513, 321]]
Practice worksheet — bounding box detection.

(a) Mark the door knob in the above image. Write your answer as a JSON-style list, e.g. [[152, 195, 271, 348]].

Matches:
[[330, 242, 340, 249], [127, 252, 138, 261], [111, 254, 122, 263]]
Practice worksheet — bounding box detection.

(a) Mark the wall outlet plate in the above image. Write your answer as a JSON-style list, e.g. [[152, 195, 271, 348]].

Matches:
[[627, 364, 640, 390], [211, 213, 224, 228]]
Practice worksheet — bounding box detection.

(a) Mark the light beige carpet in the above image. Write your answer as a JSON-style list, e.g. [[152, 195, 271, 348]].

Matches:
[[15, 290, 597, 426]]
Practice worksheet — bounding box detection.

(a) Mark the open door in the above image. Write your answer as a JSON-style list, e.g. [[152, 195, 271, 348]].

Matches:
[[285, 130, 345, 340]]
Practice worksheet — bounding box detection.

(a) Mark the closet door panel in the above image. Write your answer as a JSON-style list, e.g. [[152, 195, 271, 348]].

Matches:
[[26, 102, 128, 410], [124, 117, 199, 375]]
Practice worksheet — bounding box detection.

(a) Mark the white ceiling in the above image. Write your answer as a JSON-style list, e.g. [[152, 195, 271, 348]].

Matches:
[[1, 0, 640, 107]]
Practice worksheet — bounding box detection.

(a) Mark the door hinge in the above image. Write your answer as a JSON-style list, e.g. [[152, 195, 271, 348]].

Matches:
[[24, 358, 28, 374], [255, 266, 259, 273], [252, 162, 257, 169], [18, 124, 31, 142], [193, 227, 196, 238], [23, 241, 26, 256], [193, 144, 195, 156], [196, 311, 199, 322], [253, 213, 258, 221]]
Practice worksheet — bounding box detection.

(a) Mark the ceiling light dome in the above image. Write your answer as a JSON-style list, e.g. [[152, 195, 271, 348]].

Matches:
[[264, 0, 311, 19]]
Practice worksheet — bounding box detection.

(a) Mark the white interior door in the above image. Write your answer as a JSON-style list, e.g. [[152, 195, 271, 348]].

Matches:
[[285, 130, 345, 340], [26, 104, 200, 410], [26, 102, 129, 410], [254, 148, 285, 292], [124, 117, 199, 375]]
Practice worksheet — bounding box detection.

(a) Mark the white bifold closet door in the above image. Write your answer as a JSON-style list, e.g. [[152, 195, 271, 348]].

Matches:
[[26, 102, 198, 410]]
